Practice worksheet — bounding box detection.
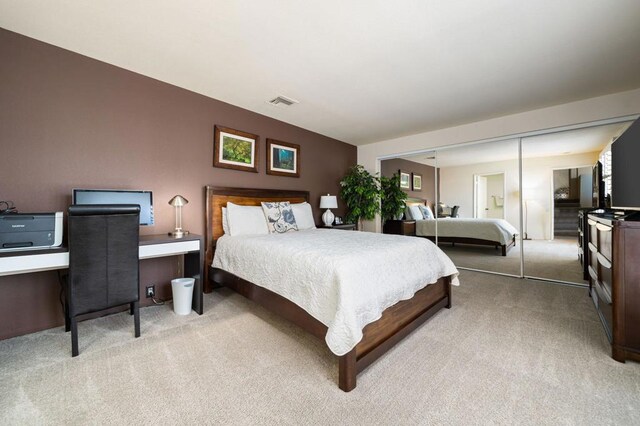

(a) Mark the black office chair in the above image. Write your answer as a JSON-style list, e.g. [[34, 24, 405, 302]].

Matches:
[[65, 205, 141, 356]]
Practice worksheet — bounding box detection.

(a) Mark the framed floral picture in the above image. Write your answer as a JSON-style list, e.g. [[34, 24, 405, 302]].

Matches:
[[266, 139, 300, 177], [399, 170, 411, 189], [412, 173, 422, 191], [213, 125, 259, 173]]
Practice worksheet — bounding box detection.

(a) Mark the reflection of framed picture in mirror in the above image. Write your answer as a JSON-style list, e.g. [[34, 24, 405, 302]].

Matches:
[[266, 139, 300, 177], [399, 170, 410, 189], [412, 173, 422, 191], [213, 125, 259, 173]]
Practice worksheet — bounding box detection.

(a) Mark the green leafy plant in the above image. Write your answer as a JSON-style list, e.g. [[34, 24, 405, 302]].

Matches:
[[380, 173, 408, 224], [339, 165, 381, 230]]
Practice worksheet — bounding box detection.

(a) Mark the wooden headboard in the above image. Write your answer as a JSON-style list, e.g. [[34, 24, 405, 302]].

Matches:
[[406, 197, 427, 207], [204, 186, 310, 290]]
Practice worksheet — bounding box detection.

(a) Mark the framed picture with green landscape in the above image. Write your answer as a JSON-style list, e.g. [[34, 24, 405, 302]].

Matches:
[[399, 170, 411, 189], [213, 125, 259, 173], [266, 139, 300, 177]]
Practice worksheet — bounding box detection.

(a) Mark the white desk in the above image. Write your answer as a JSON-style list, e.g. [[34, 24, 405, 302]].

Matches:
[[0, 234, 204, 314]]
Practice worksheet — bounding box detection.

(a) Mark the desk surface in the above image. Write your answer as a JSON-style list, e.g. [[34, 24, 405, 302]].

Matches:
[[0, 234, 202, 276]]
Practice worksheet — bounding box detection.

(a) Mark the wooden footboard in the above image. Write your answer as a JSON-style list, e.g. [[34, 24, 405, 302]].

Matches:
[[212, 267, 451, 392], [339, 276, 451, 391]]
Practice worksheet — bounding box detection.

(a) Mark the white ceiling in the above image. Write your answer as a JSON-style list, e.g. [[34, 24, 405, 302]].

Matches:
[[1, 1, 639, 145], [402, 121, 632, 167]]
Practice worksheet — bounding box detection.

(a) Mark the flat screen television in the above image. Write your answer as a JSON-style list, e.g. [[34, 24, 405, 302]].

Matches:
[[611, 119, 640, 211], [72, 189, 154, 225]]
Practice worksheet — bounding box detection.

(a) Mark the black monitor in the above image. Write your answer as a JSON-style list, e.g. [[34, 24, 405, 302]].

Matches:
[[72, 189, 154, 225], [611, 119, 640, 210]]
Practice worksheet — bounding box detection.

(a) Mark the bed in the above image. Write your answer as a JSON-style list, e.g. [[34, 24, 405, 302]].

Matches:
[[416, 218, 518, 256], [404, 199, 517, 256], [204, 186, 459, 392]]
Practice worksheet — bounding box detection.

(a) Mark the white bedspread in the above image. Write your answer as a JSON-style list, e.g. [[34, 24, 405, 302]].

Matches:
[[416, 218, 518, 245], [212, 229, 459, 356]]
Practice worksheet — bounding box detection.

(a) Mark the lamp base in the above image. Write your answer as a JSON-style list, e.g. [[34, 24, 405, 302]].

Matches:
[[322, 209, 335, 227], [169, 230, 189, 238]]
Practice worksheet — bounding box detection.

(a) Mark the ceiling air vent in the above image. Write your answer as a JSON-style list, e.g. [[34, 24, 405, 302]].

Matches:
[[268, 95, 299, 107]]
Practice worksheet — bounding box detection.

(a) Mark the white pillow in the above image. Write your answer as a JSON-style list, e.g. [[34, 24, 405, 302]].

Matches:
[[409, 205, 424, 221], [404, 206, 413, 220], [291, 202, 316, 230], [226, 202, 269, 236], [221, 207, 230, 234]]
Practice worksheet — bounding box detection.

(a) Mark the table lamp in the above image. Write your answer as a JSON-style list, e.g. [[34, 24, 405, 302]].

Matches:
[[168, 195, 189, 238], [320, 194, 338, 227]]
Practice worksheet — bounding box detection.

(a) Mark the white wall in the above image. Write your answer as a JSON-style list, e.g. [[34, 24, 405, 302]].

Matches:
[[522, 152, 598, 239], [440, 152, 598, 240], [485, 174, 504, 219], [442, 159, 519, 231], [358, 88, 640, 232]]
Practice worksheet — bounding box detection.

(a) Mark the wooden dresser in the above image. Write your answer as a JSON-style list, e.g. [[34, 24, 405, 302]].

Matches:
[[587, 212, 640, 363]]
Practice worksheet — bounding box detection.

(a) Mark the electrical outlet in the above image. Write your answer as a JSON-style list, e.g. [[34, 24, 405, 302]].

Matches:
[[146, 285, 155, 298]]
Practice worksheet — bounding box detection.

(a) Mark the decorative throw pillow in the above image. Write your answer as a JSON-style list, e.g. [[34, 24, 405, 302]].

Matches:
[[419, 205, 434, 220], [261, 201, 298, 233]]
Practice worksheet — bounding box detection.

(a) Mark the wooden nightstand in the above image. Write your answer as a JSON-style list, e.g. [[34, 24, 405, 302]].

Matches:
[[383, 220, 416, 236], [323, 223, 356, 231]]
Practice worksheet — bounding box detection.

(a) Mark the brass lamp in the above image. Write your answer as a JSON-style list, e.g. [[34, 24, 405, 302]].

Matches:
[[168, 195, 189, 238]]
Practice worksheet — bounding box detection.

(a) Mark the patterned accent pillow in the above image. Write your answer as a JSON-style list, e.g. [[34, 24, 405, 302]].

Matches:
[[419, 205, 434, 220], [261, 201, 299, 233]]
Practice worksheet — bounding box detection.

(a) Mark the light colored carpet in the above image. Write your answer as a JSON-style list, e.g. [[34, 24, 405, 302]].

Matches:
[[1, 270, 638, 425], [440, 237, 588, 284]]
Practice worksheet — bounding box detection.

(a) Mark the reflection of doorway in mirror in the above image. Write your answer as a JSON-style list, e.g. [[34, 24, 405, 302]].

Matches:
[[474, 172, 505, 219]]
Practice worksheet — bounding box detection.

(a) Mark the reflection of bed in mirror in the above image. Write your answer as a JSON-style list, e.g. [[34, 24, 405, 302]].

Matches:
[[406, 199, 518, 256]]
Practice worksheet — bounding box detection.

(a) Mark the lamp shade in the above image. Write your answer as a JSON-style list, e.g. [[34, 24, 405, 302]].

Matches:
[[168, 195, 189, 207], [319, 195, 337, 209]]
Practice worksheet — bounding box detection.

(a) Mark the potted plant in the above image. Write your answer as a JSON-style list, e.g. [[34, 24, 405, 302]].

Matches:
[[339, 165, 381, 230], [380, 173, 408, 224]]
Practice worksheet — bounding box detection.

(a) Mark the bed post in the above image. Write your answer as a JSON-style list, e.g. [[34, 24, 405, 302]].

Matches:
[[445, 277, 452, 309], [338, 349, 357, 392], [501, 244, 507, 256]]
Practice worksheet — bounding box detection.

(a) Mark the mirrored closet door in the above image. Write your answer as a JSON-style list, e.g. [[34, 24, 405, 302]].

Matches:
[[436, 139, 521, 277], [520, 121, 634, 285]]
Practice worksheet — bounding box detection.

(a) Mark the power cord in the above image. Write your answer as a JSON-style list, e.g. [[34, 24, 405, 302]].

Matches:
[[152, 297, 165, 305], [0, 200, 17, 214]]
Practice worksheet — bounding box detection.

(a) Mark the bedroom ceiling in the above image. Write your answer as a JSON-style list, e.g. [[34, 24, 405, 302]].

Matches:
[[403, 121, 633, 168], [1, 1, 639, 145]]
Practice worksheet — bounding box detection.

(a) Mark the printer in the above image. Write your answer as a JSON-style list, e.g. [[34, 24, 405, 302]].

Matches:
[[0, 212, 63, 251]]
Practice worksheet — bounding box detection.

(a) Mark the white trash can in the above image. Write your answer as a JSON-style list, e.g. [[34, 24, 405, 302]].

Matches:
[[171, 278, 195, 315]]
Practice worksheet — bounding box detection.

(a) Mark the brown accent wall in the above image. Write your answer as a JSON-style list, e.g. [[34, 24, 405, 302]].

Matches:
[[0, 29, 356, 340], [381, 158, 437, 208]]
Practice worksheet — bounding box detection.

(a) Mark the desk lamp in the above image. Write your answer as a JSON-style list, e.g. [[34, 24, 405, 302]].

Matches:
[[320, 194, 338, 227], [168, 195, 189, 238]]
